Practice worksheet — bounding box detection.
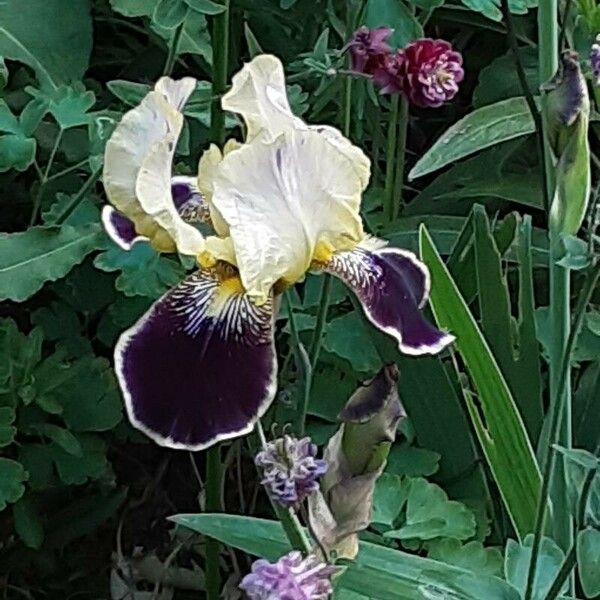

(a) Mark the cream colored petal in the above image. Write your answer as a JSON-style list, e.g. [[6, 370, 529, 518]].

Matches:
[[103, 77, 197, 251], [221, 54, 303, 142], [211, 129, 366, 304]]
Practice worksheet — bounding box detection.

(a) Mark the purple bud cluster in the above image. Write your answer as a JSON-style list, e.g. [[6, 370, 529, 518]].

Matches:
[[349, 28, 464, 108], [240, 552, 338, 600], [255, 435, 327, 508]]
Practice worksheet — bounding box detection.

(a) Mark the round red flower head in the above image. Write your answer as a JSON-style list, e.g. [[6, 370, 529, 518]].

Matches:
[[378, 38, 464, 107]]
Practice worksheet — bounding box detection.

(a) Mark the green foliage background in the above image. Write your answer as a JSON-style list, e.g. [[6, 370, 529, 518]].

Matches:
[[0, 0, 599, 598]]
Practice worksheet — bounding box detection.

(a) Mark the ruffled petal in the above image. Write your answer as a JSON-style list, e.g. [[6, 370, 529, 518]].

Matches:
[[323, 242, 454, 355], [104, 76, 204, 254], [221, 54, 302, 142], [101, 205, 147, 250], [211, 129, 367, 304], [114, 267, 277, 450]]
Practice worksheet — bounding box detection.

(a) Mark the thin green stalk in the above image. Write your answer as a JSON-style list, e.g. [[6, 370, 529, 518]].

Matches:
[[343, 76, 352, 138], [204, 5, 230, 597], [205, 446, 221, 600], [391, 95, 408, 220], [543, 442, 600, 600], [308, 274, 332, 370], [163, 17, 185, 76], [30, 129, 64, 226], [52, 166, 102, 226], [209, 0, 230, 146], [383, 94, 399, 222], [524, 260, 600, 600]]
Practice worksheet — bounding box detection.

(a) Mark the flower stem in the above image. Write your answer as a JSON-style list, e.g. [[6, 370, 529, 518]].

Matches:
[[52, 166, 102, 226], [308, 275, 332, 370], [523, 260, 600, 600], [205, 446, 221, 600], [391, 95, 409, 219], [205, 4, 230, 597], [162, 16, 185, 76], [383, 94, 399, 222], [209, 0, 230, 146]]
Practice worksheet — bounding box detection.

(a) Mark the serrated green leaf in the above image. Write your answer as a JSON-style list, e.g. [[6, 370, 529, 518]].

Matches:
[[577, 527, 600, 597], [504, 535, 566, 600], [151, 9, 212, 63], [461, 0, 536, 22], [94, 243, 185, 299], [0, 134, 36, 172], [419, 225, 542, 539], [427, 539, 503, 577], [386, 443, 440, 478], [0, 458, 27, 509], [409, 97, 537, 180], [34, 423, 82, 456], [13, 495, 44, 549], [0, 224, 105, 302], [51, 433, 108, 485], [0, 0, 92, 90], [372, 473, 410, 528], [384, 477, 476, 541], [31, 301, 81, 341], [27, 85, 96, 129]]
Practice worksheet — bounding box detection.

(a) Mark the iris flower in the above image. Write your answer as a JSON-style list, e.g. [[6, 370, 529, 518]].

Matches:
[[102, 55, 453, 451]]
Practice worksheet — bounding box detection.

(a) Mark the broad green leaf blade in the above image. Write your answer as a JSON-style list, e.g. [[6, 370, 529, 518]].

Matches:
[[0, 457, 27, 510], [0, 224, 104, 302], [409, 97, 536, 180], [419, 225, 542, 538], [577, 527, 600, 597], [461, 0, 536, 22], [0, 0, 92, 90], [171, 514, 521, 600], [364, 0, 423, 48]]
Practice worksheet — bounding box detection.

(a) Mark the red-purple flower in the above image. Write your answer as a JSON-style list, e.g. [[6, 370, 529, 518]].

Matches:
[[348, 26, 392, 75], [239, 552, 339, 599], [398, 39, 464, 107]]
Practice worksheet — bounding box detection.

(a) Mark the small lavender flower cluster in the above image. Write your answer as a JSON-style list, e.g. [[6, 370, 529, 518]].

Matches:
[[348, 27, 464, 108], [255, 435, 327, 508], [240, 552, 338, 600], [590, 35, 600, 85]]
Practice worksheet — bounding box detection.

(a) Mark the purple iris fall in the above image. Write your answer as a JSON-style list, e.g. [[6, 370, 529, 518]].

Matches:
[[239, 552, 338, 599], [255, 436, 327, 507]]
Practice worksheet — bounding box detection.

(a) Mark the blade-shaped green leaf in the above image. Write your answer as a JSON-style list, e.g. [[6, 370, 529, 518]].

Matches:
[[171, 514, 521, 600], [0, 224, 104, 302], [577, 527, 600, 597], [419, 225, 541, 539], [409, 97, 536, 180]]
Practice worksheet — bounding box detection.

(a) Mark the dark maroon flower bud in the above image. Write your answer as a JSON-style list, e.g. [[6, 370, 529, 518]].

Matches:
[[348, 26, 393, 75], [377, 38, 464, 107]]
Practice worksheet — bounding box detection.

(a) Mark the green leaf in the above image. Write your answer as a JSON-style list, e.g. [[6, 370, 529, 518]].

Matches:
[[27, 85, 96, 129], [18, 444, 53, 491], [419, 225, 542, 539], [184, 0, 226, 14], [386, 443, 441, 478], [574, 362, 600, 451], [364, 0, 423, 48], [153, 0, 188, 28], [31, 301, 81, 342], [0, 224, 105, 302], [0, 0, 92, 90], [460, 0, 536, 22], [244, 22, 264, 57], [384, 477, 476, 541], [427, 539, 503, 577], [0, 458, 27, 509], [372, 473, 410, 528], [0, 406, 16, 447], [51, 433, 108, 485], [409, 97, 537, 180], [109, 0, 157, 17], [172, 514, 521, 600], [323, 311, 380, 374], [94, 243, 185, 299], [0, 134, 36, 171], [34, 423, 82, 456], [473, 48, 539, 108], [577, 527, 600, 597], [504, 535, 566, 600], [13, 496, 44, 549]]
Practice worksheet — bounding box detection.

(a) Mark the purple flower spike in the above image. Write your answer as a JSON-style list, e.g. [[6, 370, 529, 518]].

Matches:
[[348, 26, 392, 75], [591, 37, 600, 85], [240, 552, 339, 600], [256, 436, 327, 508]]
